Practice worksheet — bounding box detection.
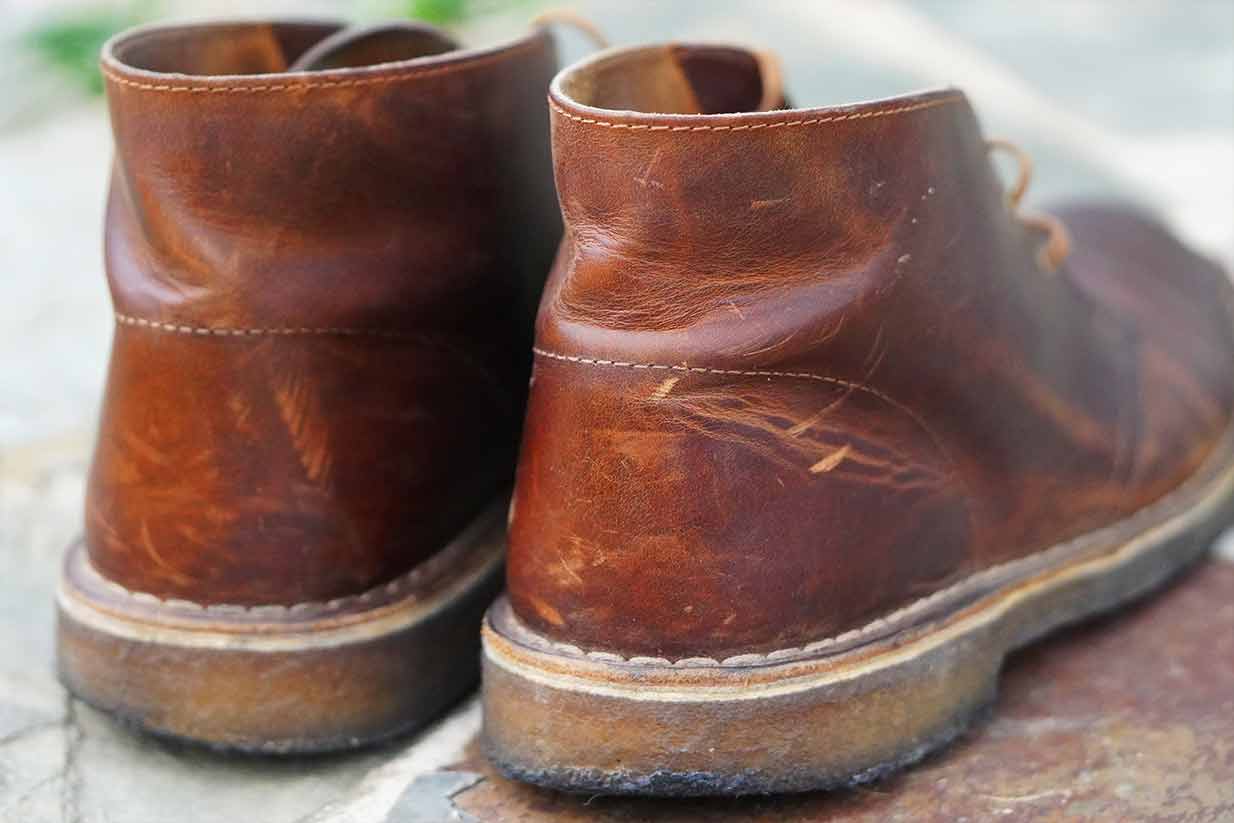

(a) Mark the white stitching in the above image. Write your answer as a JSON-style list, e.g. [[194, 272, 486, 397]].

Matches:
[[537, 497, 1183, 665], [101, 35, 542, 94], [83, 520, 471, 612], [80, 505, 492, 614], [113, 312, 515, 397], [116, 311, 430, 340], [523, 344, 1233, 666], [92, 557, 422, 615], [548, 94, 962, 132], [506, 420, 1226, 667]]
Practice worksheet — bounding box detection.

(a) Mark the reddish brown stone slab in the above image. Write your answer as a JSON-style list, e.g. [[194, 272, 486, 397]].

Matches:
[[447, 559, 1234, 821]]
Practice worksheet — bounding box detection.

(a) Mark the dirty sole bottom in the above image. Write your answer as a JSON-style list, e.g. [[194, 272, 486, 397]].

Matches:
[[57, 501, 506, 754], [481, 439, 1234, 796]]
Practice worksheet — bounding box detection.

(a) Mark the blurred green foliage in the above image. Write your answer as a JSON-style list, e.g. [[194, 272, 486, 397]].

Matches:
[[401, 0, 531, 25], [407, 0, 469, 24], [24, 0, 526, 96], [25, 3, 155, 94]]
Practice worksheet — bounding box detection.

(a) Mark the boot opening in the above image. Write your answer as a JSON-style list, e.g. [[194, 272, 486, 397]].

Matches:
[[109, 21, 348, 75], [555, 44, 771, 115], [106, 20, 459, 77]]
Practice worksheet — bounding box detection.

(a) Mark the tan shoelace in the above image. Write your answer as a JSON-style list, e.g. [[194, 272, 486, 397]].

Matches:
[[532, 11, 788, 113], [532, 8, 610, 49], [987, 138, 1072, 272]]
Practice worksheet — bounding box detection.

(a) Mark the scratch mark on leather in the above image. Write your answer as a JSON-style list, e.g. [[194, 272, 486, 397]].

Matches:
[[862, 323, 889, 375], [119, 429, 170, 468], [985, 338, 1115, 456], [788, 386, 856, 437], [633, 147, 666, 190], [662, 384, 865, 478], [811, 313, 846, 347], [743, 329, 798, 358], [503, 425, 1230, 666], [556, 548, 584, 587], [228, 394, 255, 434], [138, 520, 191, 585], [650, 377, 680, 399], [73, 500, 501, 613], [534, 347, 955, 475], [810, 444, 852, 474], [175, 522, 208, 547], [273, 373, 334, 487], [750, 197, 789, 209], [529, 596, 566, 627]]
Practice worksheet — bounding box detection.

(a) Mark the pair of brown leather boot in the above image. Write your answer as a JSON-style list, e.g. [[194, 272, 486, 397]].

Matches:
[[58, 17, 1234, 797]]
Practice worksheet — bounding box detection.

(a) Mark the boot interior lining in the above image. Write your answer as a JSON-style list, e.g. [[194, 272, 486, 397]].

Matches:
[[109, 22, 344, 76], [557, 45, 766, 116]]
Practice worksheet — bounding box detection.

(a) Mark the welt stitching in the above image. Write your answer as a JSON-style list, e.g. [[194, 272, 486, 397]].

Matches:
[[532, 346, 955, 472], [548, 94, 962, 132], [101, 35, 540, 94], [89, 551, 439, 616], [81, 503, 506, 615], [514, 446, 1214, 667]]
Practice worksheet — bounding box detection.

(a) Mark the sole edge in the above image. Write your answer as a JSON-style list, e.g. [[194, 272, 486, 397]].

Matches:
[[481, 454, 1234, 795], [57, 521, 505, 754]]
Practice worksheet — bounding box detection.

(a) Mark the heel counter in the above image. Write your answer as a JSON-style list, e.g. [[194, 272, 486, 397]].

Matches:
[[506, 347, 972, 659], [84, 324, 515, 606]]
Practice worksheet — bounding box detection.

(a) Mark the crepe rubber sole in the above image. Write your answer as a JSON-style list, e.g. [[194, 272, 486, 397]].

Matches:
[[57, 502, 505, 754], [481, 431, 1234, 796]]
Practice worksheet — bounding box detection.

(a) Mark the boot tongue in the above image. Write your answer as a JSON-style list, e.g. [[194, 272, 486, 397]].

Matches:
[[287, 22, 459, 72]]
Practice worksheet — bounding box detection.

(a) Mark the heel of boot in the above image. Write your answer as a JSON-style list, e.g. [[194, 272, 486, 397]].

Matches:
[[57, 504, 506, 754], [480, 596, 998, 796]]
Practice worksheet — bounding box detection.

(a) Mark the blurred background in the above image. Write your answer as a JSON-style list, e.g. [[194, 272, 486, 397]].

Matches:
[[3, 0, 1233, 449], [0, 2, 1231, 821]]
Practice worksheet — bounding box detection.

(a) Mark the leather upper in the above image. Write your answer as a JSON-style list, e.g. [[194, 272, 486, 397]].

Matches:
[[505, 44, 1234, 659], [86, 20, 561, 605]]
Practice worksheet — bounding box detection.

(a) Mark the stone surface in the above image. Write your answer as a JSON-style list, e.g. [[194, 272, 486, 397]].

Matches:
[[0, 1, 1231, 821], [447, 560, 1234, 822]]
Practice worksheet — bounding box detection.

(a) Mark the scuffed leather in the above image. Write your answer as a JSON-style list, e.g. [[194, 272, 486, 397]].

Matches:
[[86, 20, 561, 605], [506, 44, 1234, 659]]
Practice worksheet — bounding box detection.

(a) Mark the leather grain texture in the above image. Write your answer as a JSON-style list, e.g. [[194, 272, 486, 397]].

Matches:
[[86, 20, 561, 605], [506, 44, 1234, 659]]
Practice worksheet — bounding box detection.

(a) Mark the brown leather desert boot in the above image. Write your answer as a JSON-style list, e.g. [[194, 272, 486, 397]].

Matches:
[[55, 18, 560, 753], [481, 43, 1234, 795]]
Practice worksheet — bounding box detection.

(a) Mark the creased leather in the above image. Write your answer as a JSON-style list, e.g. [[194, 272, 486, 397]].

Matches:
[[86, 20, 561, 605], [506, 44, 1234, 659]]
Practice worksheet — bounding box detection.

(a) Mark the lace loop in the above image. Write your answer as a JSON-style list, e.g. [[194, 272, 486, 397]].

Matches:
[[986, 139, 1070, 272], [531, 8, 610, 50]]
